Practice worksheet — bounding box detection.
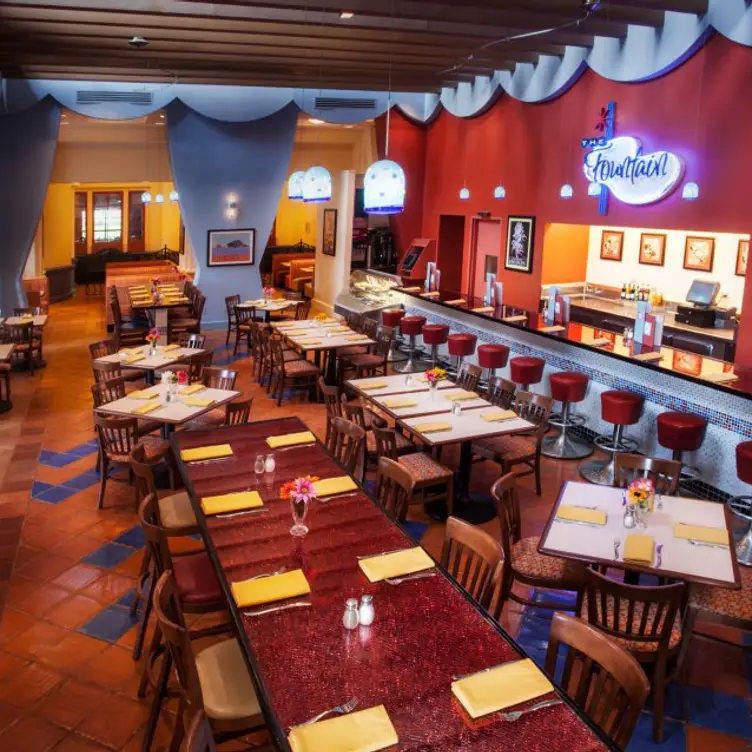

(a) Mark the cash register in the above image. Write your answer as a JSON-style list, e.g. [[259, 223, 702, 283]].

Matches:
[[675, 280, 720, 328]]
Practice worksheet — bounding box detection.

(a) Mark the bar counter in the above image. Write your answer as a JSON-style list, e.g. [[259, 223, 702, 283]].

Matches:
[[396, 287, 752, 499]]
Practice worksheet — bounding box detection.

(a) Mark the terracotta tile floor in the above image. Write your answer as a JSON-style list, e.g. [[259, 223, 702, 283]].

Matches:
[[0, 290, 749, 751]]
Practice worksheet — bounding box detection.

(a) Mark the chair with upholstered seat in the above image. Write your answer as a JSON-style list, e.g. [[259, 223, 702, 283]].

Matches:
[[268, 338, 320, 406], [318, 377, 343, 445], [233, 305, 262, 355], [374, 456, 415, 522], [614, 454, 681, 496], [187, 396, 253, 431], [342, 400, 407, 479], [202, 366, 238, 390], [170, 293, 206, 338], [90, 337, 141, 383], [473, 391, 552, 496], [224, 294, 240, 346], [110, 299, 149, 350], [454, 362, 482, 393], [91, 378, 161, 439], [178, 332, 207, 350], [327, 416, 366, 476], [488, 472, 584, 616], [486, 375, 516, 408], [338, 326, 393, 384], [7, 322, 42, 375], [545, 612, 650, 750], [441, 516, 502, 606], [581, 568, 686, 743]]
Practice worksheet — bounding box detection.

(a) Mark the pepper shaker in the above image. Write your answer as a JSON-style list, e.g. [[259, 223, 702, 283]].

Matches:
[[342, 598, 360, 630], [452, 401, 462, 417], [358, 595, 375, 626]]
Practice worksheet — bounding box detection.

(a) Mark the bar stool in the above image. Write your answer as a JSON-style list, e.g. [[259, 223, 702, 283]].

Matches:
[[656, 411, 707, 481], [542, 372, 593, 460], [729, 442, 752, 566], [447, 333, 476, 377], [477, 344, 509, 386], [381, 308, 407, 363], [422, 324, 449, 368], [394, 315, 426, 373], [580, 390, 644, 486], [509, 356, 545, 392]]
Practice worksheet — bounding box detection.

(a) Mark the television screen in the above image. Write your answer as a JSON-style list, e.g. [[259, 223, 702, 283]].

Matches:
[[401, 244, 424, 271], [686, 279, 720, 307]]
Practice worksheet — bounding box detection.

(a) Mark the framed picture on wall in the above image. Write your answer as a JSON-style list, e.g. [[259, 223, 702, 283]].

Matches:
[[672, 351, 703, 377], [638, 233, 666, 266], [504, 215, 535, 273], [683, 236, 715, 272], [736, 239, 748, 277], [600, 230, 624, 261], [322, 208, 337, 257], [207, 229, 255, 267]]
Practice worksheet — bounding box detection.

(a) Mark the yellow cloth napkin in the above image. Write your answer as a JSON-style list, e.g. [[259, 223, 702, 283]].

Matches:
[[166, 297, 190, 304], [623, 534, 655, 565], [19, 314, 34, 321], [201, 490, 263, 516], [132, 401, 162, 415], [589, 337, 612, 347], [181, 444, 233, 462], [413, 422, 452, 434], [288, 705, 398, 752], [185, 397, 215, 408], [451, 659, 554, 719], [503, 314, 528, 323], [382, 398, 418, 409], [266, 431, 316, 449], [420, 291, 441, 297], [345, 334, 369, 341], [231, 569, 310, 608], [480, 409, 517, 422], [179, 384, 205, 395], [129, 286, 147, 291], [129, 389, 160, 400], [704, 372, 739, 384], [673, 522, 729, 546], [400, 286, 422, 292], [313, 477, 358, 497], [275, 321, 298, 328], [472, 306, 495, 313], [329, 326, 350, 333], [557, 504, 607, 526], [539, 325, 566, 333], [124, 354, 146, 364], [120, 347, 143, 356], [360, 381, 388, 390], [160, 344, 181, 352], [359, 547, 434, 583], [444, 391, 478, 402], [633, 351, 663, 362], [445, 298, 467, 305], [296, 339, 323, 345]]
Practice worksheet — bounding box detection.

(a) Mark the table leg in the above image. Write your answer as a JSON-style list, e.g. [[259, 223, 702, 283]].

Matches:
[[324, 348, 338, 386], [160, 423, 173, 440], [155, 309, 168, 345]]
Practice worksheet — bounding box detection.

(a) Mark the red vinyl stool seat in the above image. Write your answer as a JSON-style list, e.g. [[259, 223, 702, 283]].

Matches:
[[447, 333, 477, 375], [543, 372, 592, 460], [422, 324, 449, 367], [657, 411, 707, 459], [730, 442, 752, 566], [381, 309, 407, 363], [580, 390, 644, 486], [509, 356, 545, 391], [738, 442, 752, 486], [477, 344, 509, 382], [394, 315, 426, 374]]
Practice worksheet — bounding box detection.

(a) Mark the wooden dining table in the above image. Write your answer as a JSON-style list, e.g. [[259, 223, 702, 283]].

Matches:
[[93, 345, 201, 385], [172, 417, 613, 752]]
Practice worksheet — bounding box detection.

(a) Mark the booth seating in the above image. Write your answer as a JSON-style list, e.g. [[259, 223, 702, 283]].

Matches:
[[422, 324, 449, 368], [447, 333, 477, 376], [580, 391, 644, 486], [394, 315, 426, 373], [270, 253, 315, 289], [542, 372, 592, 460], [656, 411, 707, 480], [289, 261, 316, 293], [727, 442, 752, 566], [477, 344, 509, 385], [509, 356, 545, 392]]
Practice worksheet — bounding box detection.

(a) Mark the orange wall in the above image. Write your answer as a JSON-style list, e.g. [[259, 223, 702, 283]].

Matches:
[[541, 223, 590, 285]]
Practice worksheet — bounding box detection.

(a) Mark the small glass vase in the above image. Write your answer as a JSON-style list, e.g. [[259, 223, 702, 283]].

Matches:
[[428, 382, 438, 400], [622, 506, 636, 529], [290, 496, 309, 537], [149, 342, 157, 357]]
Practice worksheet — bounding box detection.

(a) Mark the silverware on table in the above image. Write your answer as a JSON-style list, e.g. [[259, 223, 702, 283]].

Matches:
[[186, 456, 233, 466], [318, 492, 359, 503], [613, 538, 621, 561], [555, 519, 600, 528], [452, 664, 501, 682], [237, 568, 286, 583], [688, 539, 728, 549], [656, 543, 663, 568], [385, 571, 436, 586], [356, 547, 409, 560], [499, 699, 563, 722], [217, 508, 269, 519], [293, 697, 359, 729], [276, 444, 316, 453], [243, 601, 312, 617]]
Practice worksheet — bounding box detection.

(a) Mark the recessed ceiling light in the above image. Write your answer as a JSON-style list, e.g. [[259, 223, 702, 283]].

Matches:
[[340, 11, 354, 19], [308, 118, 325, 125]]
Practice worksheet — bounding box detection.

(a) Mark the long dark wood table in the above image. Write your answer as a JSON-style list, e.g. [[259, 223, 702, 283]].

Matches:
[[173, 417, 613, 752]]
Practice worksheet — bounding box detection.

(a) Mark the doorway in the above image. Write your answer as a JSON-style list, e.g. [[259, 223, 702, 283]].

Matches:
[[469, 217, 502, 299], [437, 214, 466, 294]]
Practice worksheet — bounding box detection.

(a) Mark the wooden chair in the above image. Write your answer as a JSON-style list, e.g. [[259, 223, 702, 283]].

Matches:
[[268, 338, 320, 406], [375, 456, 415, 521], [455, 362, 482, 393], [614, 454, 681, 495], [171, 293, 206, 337], [224, 294, 240, 346], [342, 400, 406, 479], [186, 712, 217, 752], [168, 350, 214, 384], [178, 332, 207, 349], [152, 571, 265, 751], [488, 472, 584, 615], [326, 416, 366, 476], [339, 326, 394, 384], [345, 312, 363, 331], [233, 305, 259, 355], [487, 375, 516, 408], [544, 612, 650, 750], [441, 516, 502, 606], [295, 300, 312, 320], [110, 299, 149, 350], [259, 331, 301, 390], [7, 322, 41, 375], [581, 568, 686, 743], [225, 397, 253, 425], [373, 426, 454, 516], [91, 353, 143, 384], [473, 391, 552, 495], [318, 377, 343, 445], [89, 339, 116, 360], [201, 366, 238, 390], [0, 362, 10, 407]]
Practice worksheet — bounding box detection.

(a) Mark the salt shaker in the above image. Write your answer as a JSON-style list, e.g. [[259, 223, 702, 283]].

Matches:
[[452, 401, 462, 417], [343, 598, 360, 630], [358, 595, 375, 626], [264, 453, 276, 473], [405, 374, 413, 387]]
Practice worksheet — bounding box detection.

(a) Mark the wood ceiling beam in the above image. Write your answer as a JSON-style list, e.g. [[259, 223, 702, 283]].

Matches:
[[601, 0, 707, 12]]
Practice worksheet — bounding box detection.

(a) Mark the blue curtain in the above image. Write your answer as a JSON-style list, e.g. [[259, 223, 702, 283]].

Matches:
[[166, 100, 298, 325], [0, 97, 60, 313]]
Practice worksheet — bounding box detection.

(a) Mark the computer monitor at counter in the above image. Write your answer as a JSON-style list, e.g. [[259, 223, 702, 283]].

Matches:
[[686, 280, 720, 308]]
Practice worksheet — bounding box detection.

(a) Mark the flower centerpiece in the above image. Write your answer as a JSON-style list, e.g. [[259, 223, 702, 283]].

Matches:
[[622, 477, 655, 527], [145, 327, 160, 355], [177, 370, 188, 387], [150, 276, 161, 295], [313, 312, 328, 322], [281, 475, 319, 537], [263, 286, 275, 303], [160, 369, 178, 401], [424, 366, 446, 398]]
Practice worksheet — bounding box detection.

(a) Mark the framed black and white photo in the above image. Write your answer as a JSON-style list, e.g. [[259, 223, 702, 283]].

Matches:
[[206, 229, 255, 267], [322, 208, 338, 257], [504, 216, 535, 273]]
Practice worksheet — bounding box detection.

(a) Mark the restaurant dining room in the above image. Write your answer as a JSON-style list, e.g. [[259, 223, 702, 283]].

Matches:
[[3, 1, 752, 751]]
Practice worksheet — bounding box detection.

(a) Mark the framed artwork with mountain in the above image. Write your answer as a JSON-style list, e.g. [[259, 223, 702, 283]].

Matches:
[[207, 229, 255, 267]]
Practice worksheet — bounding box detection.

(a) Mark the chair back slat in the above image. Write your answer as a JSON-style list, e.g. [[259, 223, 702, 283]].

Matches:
[[130, 444, 158, 500], [296, 300, 312, 320], [318, 377, 342, 444], [372, 426, 399, 461], [326, 417, 365, 476], [94, 412, 139, 457], [225, 397, 252, 426], [178, 333, 207, 350], [487, 375, 516, 408], [514, 390, 553, 441], [92, 361, 124, 383], [91, 377, 126, 407], [202, 366, 237, 390], [490, 472, 522, 557], [455, 363, 482, 393], [89, 339, 116, 360], [375, 457, 413, 521], [614, 455, 681, 495]]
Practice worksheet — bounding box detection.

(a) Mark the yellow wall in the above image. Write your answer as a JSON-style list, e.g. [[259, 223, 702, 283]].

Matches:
[[41, 181, 182, 270]]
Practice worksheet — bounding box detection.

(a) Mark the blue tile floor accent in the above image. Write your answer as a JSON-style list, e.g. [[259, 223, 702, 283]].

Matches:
[[402, 520, 428, 541], [627, 714, 686, 752], [31, 467, 104, 504], [38, 450, 81, 468], [34, 486, 78, 504], [114, 525, 146, 550], [78, 602, 140, 643], [61, 471, 101, 491], [64, 440, 100, 459], [31, 481, 55, 499], [684, 685, 752, 739], [82, 542, 139, 569]]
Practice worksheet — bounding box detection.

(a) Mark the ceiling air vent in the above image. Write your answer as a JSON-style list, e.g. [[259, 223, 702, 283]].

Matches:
[[314, 96, 376, 110], [76, 90, 154, 106]]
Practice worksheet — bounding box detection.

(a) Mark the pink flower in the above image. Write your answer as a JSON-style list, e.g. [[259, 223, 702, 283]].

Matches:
[[292, 476, 317, 503], [177, 371, 188, 385]]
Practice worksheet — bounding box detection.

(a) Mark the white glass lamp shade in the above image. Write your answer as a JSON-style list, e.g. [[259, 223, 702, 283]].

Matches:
[[155, 193, 164, 204], [588, 182, 602, 196], [493, 185, 506, 199], [302, 166, 332, 203], [363, 159, 406, 214], [169, 190, 179, 203], [287, 170, 305, 201], [459, 186, 470, 200], [682, 182, 699, 200], [560, 183, 574, 199], [141, 191, 152, 204]]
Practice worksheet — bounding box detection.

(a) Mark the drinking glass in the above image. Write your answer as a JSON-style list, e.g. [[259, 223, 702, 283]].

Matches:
[[254, 454, 265, 484], [290, 496, 309, 537]]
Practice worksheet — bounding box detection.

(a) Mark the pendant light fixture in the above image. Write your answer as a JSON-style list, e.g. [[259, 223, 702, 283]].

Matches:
[[169, 190, 179, 203], [287, 170, 305, 200], [493, 184, 506, 199], [302, 54, 332, 203], [141, 191, 152, 204], [155, 193, 164, 204]]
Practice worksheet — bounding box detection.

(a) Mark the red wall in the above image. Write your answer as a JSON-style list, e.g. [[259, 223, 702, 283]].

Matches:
[[410, 33, 752, 368]]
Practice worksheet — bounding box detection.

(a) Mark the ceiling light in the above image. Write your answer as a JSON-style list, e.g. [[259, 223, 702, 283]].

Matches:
[[169, 190, 179, 203], [287, 171, 305, 201], [493, 185, 506, 199], [308, 118, 325, 125], [364, 159, 405, 215], [155, 193, 164, 204], [340, 11, 354, 19], [302, 166, 332, 203], [141, 191, 152, 204], [159, 113, 165, 119], [459, 186, 470, 200]]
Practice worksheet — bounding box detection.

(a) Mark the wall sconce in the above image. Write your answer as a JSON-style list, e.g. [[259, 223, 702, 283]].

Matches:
[[493, 185, 506, 199], [141, 191, 152, 204], [169, 190, 179, 203], [560, 184, 574, 199], [225, 192, 239, 221], [682, 182, 699, 200]]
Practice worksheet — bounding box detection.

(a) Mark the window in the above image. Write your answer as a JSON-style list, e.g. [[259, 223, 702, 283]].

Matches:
[[92, 192, 123, 249], [74, 192, 88, 256], [127, 191, 145, 252]]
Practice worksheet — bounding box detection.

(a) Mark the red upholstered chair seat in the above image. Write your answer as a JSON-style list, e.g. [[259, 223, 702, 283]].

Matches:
[[398, 452, 452, 482], [512, 537, 582, 582], [656, 411, 707, 452], [478, 344, 509, 370], [174, 553, 223, 606], [549, 371, 589, 403], [601, 391, 644, 426]]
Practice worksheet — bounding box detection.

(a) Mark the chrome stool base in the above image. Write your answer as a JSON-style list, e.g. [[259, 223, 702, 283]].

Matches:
[[728, 495, 752, 567], [579, 425, 639, 487], [542, 403, 592, 460]]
